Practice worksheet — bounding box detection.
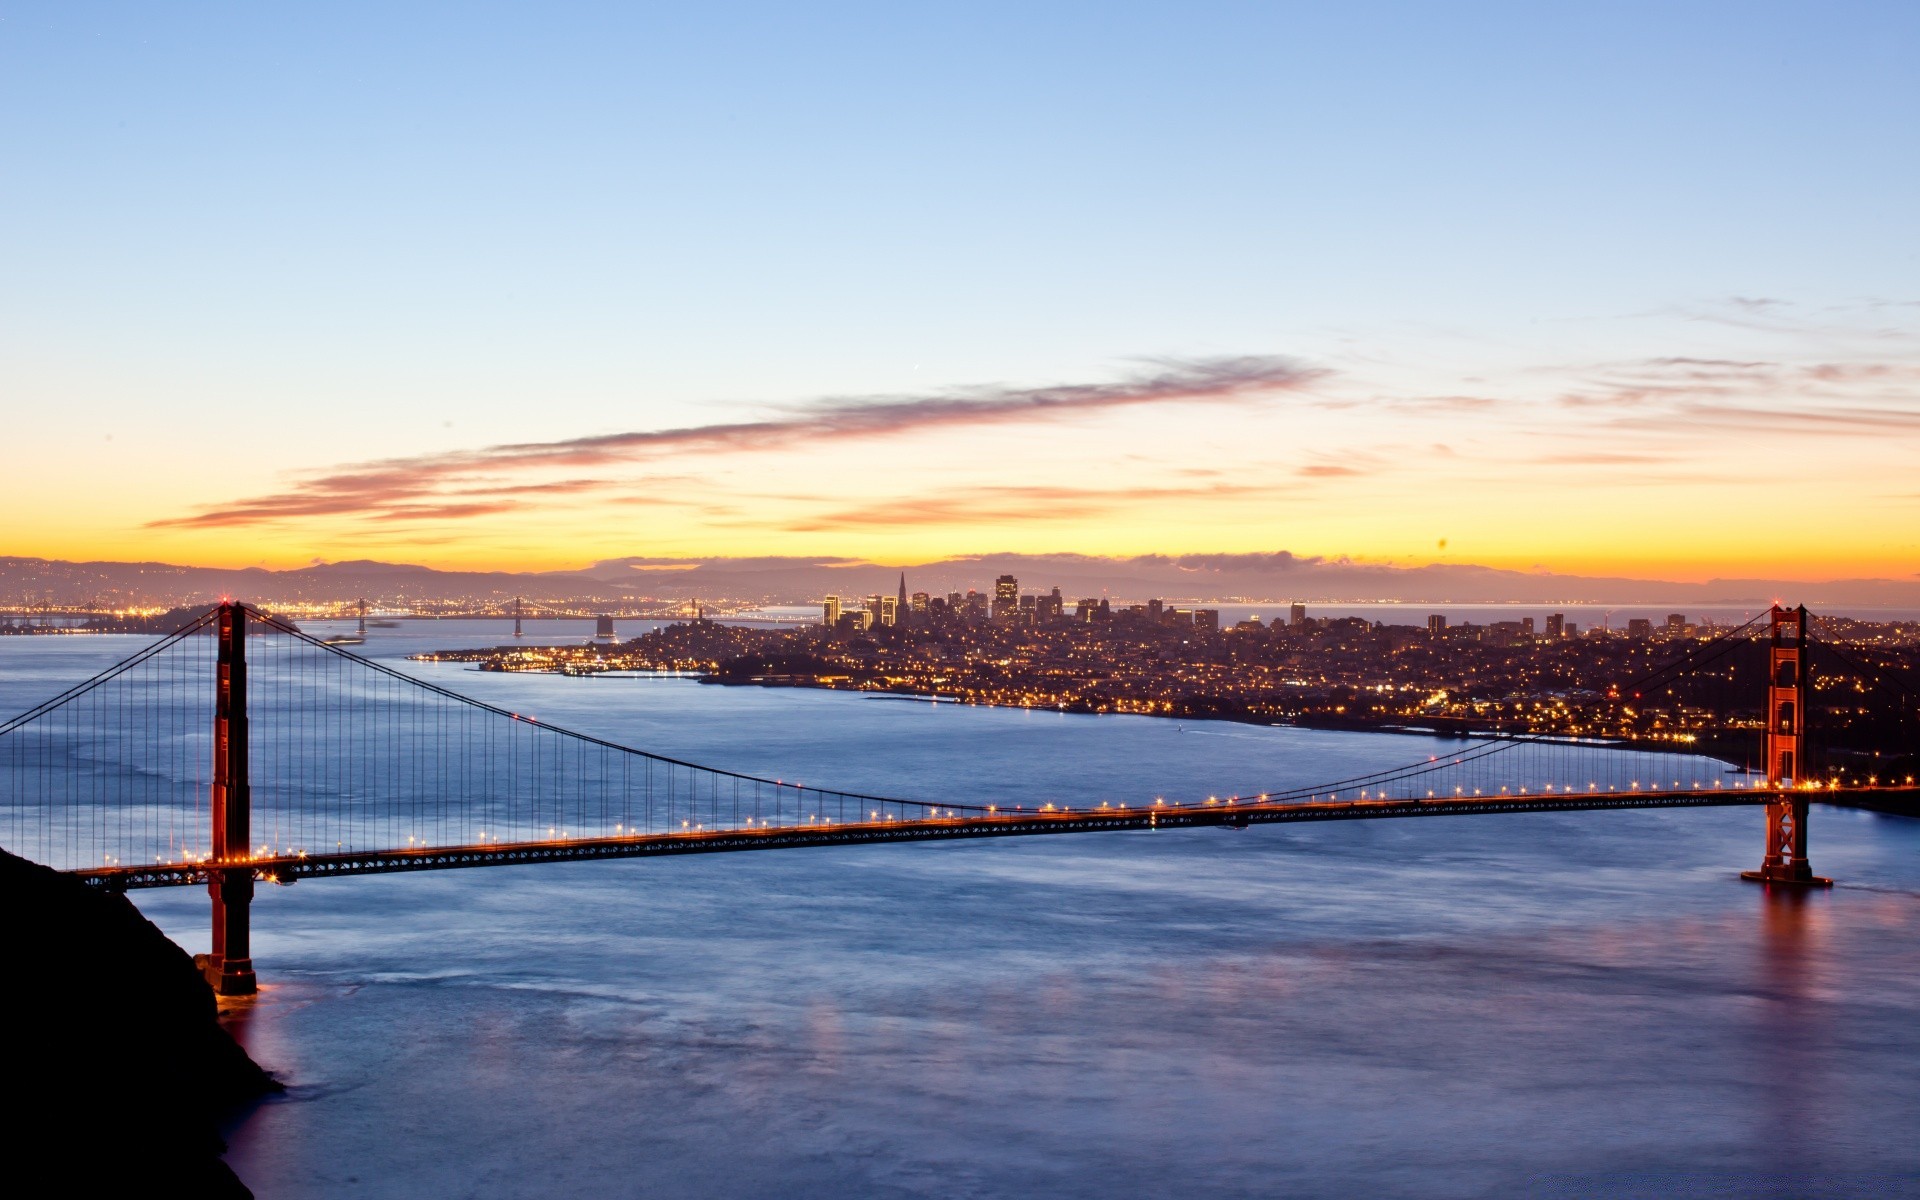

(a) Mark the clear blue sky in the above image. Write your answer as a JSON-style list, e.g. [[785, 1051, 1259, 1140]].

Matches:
[[3, 3, 1916, 576]]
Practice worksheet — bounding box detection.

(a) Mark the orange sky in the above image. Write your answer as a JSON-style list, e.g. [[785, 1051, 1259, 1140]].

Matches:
[[7, 9, 1918, 587], [9, 302, 1918, 584]]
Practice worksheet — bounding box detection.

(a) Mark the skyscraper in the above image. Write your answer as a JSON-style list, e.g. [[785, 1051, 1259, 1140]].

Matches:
[[1289, 603, 1307, 627], [1545, 612, 1565, 640], [898, 573, 909, 615], [823, 595, 841, 627], [993, 574, 1018, 621], [1037, 587, 1064, 622]]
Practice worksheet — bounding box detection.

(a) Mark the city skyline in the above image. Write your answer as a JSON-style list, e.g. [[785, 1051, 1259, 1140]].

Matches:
[[4, 5, 1917, 582], [8, 548, 1920, 612]]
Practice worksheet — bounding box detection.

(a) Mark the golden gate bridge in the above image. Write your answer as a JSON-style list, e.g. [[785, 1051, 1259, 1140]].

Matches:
[[1, 602, 1911, 997]]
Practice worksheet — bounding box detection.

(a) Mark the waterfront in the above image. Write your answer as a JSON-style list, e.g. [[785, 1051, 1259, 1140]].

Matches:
[[6, 629, 1920, 1196]]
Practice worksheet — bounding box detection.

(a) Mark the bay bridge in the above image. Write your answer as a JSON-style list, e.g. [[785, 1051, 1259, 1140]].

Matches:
[[1, 602, 1911, 996], [328, 595, 810, 638]]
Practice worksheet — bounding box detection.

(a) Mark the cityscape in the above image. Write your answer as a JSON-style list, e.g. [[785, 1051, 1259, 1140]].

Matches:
[[421, 571, 1920, 785]]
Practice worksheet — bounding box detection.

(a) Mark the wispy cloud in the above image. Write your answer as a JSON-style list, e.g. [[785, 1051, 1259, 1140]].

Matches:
[[1619, 403, 1920, 437], [154, 356, 1325, 529], [780, 482, 1295, 532], [1550, 351, 1920, 437]]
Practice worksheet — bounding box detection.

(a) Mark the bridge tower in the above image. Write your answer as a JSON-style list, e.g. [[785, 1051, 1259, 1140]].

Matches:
[[204, 601, 259, 993], [514, 595, 523, 638], [356, 597, 367, 636], [1743, 605, 1831, 887]]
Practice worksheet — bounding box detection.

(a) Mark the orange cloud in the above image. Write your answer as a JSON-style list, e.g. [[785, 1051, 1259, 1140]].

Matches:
[[153, 356, 1325, 530]]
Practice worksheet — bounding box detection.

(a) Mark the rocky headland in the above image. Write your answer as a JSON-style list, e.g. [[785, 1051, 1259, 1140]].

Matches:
[[0, 849, 278, 1196]]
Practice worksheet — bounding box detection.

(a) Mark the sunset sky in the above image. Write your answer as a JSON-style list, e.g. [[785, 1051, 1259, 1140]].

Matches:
[[4, 4, 1917, 583]]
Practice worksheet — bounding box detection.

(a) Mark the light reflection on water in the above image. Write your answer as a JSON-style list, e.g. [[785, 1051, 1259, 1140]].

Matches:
[[7, 628, 1920, 1197]]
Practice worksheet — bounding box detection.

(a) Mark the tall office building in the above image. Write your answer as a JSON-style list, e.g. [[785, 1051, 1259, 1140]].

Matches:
[[1667, 613, 1686, 637], [880, 596, 897, 627], [1289, 603, 1307, 627], [1545, 612, 1565, 640], [1427, 614, 1447, 634], [1627, 618, 1653, 638], [823, 595, 841, 627], [898, 573, 909, 616], [910, 591, 930, 613], [993, 574, 1019, 621]]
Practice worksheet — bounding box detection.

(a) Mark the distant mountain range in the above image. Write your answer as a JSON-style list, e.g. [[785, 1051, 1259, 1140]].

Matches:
[[3, 553, 1917, 612]]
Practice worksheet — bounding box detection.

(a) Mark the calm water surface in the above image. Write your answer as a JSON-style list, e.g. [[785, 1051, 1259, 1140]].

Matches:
[[7, 625, 1919, 1197]]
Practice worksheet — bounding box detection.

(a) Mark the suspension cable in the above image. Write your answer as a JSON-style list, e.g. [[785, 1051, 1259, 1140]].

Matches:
[[0, 608, 218, 738]]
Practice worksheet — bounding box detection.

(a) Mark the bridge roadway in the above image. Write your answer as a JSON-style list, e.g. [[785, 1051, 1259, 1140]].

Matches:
[[72, 786, 1794, 891]]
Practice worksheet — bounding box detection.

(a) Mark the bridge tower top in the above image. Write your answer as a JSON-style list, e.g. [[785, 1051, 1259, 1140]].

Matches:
[[1766, 605, 1807, 786]]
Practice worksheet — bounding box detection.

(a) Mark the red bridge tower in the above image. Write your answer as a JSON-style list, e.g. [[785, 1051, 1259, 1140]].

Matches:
[[202, 602, 260, 994], [1742, 605, 1832, 887]]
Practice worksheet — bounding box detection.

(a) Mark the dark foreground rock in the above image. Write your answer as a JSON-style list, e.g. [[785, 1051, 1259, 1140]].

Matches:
[[0, 849, 278, 1196]]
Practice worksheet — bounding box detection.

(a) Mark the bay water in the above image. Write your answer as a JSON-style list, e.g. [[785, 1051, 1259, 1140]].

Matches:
[[5, 624, 1918, 1197]]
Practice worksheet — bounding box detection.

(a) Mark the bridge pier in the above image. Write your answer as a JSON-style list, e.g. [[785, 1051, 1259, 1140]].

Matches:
[[1742, 794, 1830, 887], [204, 870, 258, 994], [1741, 606, 1831, 888]]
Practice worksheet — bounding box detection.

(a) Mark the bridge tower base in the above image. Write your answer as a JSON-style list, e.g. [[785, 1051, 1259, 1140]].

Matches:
[[1741, 795, 1831, 887], [1741, 606, 1831, 888]]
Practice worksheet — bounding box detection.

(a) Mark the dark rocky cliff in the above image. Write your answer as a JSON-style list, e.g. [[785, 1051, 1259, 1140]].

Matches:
[[0, 849, 277, 1196]]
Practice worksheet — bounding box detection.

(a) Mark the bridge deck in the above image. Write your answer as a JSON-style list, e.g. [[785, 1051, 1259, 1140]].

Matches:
[[73, 788, 1775, 890]]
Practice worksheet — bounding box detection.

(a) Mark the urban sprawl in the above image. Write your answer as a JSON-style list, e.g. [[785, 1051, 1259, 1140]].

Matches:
[[421, 573, 1920, 781]]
